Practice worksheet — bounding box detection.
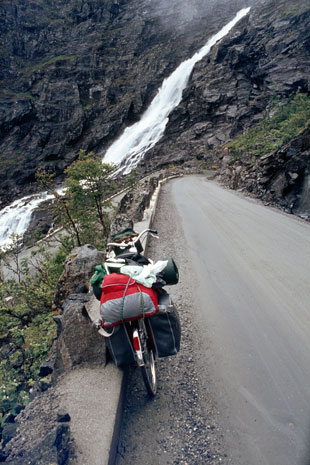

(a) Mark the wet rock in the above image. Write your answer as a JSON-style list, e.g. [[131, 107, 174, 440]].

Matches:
[[22, 200, 55, 246]]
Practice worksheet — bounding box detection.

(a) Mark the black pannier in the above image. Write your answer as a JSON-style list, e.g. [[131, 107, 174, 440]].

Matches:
[[105, 325, 135, 367], [105, 290, 181, 366], [148, 291, 181, 357]]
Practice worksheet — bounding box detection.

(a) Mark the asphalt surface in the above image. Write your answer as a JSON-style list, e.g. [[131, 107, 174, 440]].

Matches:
[[116, 175, 310, 465], [116, 176, 227, 465]]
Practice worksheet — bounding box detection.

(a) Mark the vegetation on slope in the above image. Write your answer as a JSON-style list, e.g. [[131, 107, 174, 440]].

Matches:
[[0, 152, 123, 435], [226, 93, 310, 159], [37, 150, 117, 249], [0, 243, 68, 430]]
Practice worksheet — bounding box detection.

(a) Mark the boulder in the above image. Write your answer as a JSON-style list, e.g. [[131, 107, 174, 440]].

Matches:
[[54, 244, 105, 310], [52, 294, 107, 374], [1, 420, 73, 465]]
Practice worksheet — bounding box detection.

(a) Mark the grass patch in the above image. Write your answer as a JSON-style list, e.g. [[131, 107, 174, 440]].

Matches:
[[31, 55, 76, 73], [16, 92, 33, 100], [285, 3, 309, 16], [0, 89, 33, 100], [225, 93, 310, 159]]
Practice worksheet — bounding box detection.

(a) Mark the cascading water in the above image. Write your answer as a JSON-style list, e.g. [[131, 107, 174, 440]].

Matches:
[[0, 7, 250, 248], [103, 7, 250, 173], [0, 193, 55, 248]]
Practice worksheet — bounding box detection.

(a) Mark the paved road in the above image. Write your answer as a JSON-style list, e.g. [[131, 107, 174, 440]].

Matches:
[[117, 176, 229, 465], [117, 175, 310, 465], [170, 176, 310, 465]]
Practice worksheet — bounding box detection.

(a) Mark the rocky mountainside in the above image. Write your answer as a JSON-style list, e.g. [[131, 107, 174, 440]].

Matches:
[[0, 0, 250, 207], [143, 0, 310, 216]]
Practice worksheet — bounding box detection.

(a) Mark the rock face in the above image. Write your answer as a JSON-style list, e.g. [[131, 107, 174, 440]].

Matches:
[[1, 0, 310, 215], [217, 126, 310, 217], [145, 0, 310, 161], [141, 0, 310, 215], [53, 243, 105, 309], [0, 0, 251, 207], [118, 174, 162, 222]]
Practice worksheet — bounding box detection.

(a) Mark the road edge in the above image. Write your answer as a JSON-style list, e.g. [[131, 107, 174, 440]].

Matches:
[[107, 174, 182, 464]]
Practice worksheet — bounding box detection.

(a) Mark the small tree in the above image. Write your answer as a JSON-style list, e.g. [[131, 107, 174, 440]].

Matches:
[[126, 168, 138, 189], [0, 234, 25, 284], [36, 170, 82, 247], [36, 150, 116, 249], [64, 150, 116, 247]]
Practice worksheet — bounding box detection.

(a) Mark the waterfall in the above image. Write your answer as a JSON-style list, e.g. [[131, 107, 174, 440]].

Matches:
[[103, 7, 251, 174], [0, 7, 250, 248], [0, 193, 55, 248]]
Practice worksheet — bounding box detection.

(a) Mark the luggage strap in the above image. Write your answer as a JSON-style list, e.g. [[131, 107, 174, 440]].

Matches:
[[120, 277, 145, 323], [137, 283, 145, 318]]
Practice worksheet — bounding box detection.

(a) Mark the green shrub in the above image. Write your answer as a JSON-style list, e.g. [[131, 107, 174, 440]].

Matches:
[[0, 243, 69, 431]]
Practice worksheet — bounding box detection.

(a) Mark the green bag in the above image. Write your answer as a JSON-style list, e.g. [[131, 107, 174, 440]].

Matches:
[[90, 264, 107, 300], [90, 258, 126, 299], [161, 257, 179, 285]]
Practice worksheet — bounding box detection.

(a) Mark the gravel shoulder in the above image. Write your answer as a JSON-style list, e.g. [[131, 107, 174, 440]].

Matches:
[[116, 179, 227, 465]]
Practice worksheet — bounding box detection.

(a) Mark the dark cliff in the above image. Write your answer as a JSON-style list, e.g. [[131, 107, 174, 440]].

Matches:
[[1, 0, 309, 218], [142, 0, 310, 216], [0, 0, 250, 207], [145, 0, 310, 162]]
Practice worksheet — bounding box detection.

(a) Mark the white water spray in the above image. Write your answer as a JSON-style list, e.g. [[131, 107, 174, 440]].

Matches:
[[0, 7, 250, 247], [103, 7, 250, 173], [0, 193, 55, 248]]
